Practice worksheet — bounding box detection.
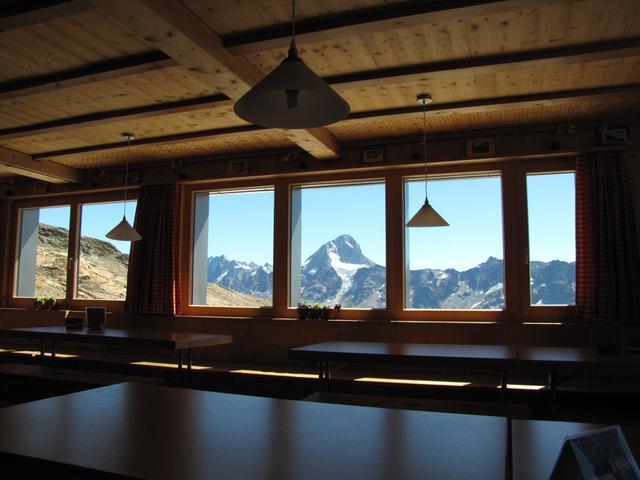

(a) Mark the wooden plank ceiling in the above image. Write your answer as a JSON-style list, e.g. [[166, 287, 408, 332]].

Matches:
[[0, 0, 639, 182]]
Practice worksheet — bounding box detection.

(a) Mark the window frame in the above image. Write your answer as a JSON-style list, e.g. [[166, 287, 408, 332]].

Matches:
[[401, 171, 506, 313], [7, 191, 138, 312], [516, 159, 577, 322], [288, 177, 388, 311], [181, 179, 279, 318]]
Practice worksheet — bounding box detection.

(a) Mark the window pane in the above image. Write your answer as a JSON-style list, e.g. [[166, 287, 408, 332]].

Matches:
[[290, 183, 386, 308], [76, 201, 137, 300], [527, 172, 576, 306], [192, 189, 274, 307], [16, 205, 70, 299], [404, 176, 504, 310]]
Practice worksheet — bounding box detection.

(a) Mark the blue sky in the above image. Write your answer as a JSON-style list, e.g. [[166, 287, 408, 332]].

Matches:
[[36, 173, 575, 270]]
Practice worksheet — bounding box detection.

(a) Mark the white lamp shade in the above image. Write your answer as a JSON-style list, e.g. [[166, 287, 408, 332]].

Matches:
[[406, 201, 449, 227], [234, 52, 350, 129], [106, 217, 141, 241]]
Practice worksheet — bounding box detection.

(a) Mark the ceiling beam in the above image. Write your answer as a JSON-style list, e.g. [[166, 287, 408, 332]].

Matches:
[[326, 37, 640, 90], [345, 84, 640, 121], [0, 51, 176, 101], [3, 36, 637, 140], [0, 94, 231, 141], [223, 0, 573, 54], [34, 125, 265, 159], [0, 146, 81, 183], [33, 84, 640, 160], [91, 0, 342, 160], [0, 0, 92, 32]]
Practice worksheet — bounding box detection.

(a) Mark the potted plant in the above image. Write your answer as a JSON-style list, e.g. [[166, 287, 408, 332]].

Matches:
[[296, 302, 310, 320], [33, 297, 44, 310], [44, 297, 57, 310]]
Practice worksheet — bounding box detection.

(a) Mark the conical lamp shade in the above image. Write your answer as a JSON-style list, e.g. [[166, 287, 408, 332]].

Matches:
[[406, 201, 449, 227], [106, 217, 141, 241], [234, 49, 350, 129]]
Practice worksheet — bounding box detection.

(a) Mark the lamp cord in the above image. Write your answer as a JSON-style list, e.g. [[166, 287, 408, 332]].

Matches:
[[422, 100, 429, 204], [123, 135, 130, 220], [291, 0, 296, 48]]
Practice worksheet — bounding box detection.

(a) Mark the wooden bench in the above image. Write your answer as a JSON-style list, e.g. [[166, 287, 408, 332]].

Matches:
[[0, 363, 162, 402]]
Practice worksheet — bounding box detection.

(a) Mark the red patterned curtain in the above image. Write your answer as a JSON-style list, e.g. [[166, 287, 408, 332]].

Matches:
[[126, 184, 182, 315], [576, 151, 640, 323]]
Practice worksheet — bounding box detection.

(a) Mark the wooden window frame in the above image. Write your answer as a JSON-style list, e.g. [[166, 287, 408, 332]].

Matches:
[[181, 160, 579, 323], [515, 159, 577, 323], [5, 190, 139, 313]]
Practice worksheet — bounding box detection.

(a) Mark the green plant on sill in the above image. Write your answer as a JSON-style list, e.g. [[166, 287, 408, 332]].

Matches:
[[296, 302, 342, 320], [34, 296, 57, 311]]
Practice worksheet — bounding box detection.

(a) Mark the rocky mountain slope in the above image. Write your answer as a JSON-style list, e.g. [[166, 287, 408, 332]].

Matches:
[[34, 225, 575, 308], [207, 234, 576, 309]]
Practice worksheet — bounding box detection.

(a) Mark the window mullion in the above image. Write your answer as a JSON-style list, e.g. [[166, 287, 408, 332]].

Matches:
[[66, 203, 80, 304]]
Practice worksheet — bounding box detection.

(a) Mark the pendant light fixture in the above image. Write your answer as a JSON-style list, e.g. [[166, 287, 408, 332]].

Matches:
[[233, 0, 350, 129], [406, 94, 449, 228], [106, 133, 141, 242]]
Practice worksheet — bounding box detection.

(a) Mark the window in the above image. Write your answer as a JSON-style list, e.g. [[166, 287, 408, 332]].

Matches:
[[290, 182, 386, 308], [404, 176, 504, 310], [191, 189, 274, 307], [15, 205, 71, 299], [76, 200, 137, 300], [526, 172, 576, 306]]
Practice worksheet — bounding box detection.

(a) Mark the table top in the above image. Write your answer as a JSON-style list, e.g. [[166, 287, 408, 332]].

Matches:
[[516, 346, 640, 371], [289, 341, 519, 368], [289, 341, 640, 372], [511, 419, 640, 480], [0, 326, 231, 350], [0, 382, 507, 480]]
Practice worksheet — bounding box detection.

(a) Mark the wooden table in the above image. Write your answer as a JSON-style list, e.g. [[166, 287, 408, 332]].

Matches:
[[0, 326, 231, 372], [511, 419, 640, 480], [289, 341, 518, 393], [0, 382, 508, 480], [516, 346, 640, 404]]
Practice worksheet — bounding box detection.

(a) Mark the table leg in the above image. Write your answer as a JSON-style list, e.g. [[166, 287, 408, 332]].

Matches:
[[319, 361, 332, 393], [40, 339, 45, 364], [499, 369, 508, 407], [187, 349, 192, 371], [547, 371, 557, 406], [177, 350, 183, 371], [51, 341, 56, 359]]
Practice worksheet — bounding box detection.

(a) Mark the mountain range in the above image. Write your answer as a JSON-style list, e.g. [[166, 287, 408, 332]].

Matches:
[[207, 234, 576, 308], [34, 225, 575, 308]]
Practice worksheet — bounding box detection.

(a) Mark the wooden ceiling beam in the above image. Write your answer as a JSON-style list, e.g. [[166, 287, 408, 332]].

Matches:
[[0, 51, 176, 101], [223, 0, 573, 54], [0, 0, 92, 32], [91, 0, 342, 160], [0, 94, 231, 141], [327, 38, 640, 90], [32, 84, 640, 160], [34, 125, 265, 160], [0, 146, 81, 183], [345, 84, 640, 121]]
